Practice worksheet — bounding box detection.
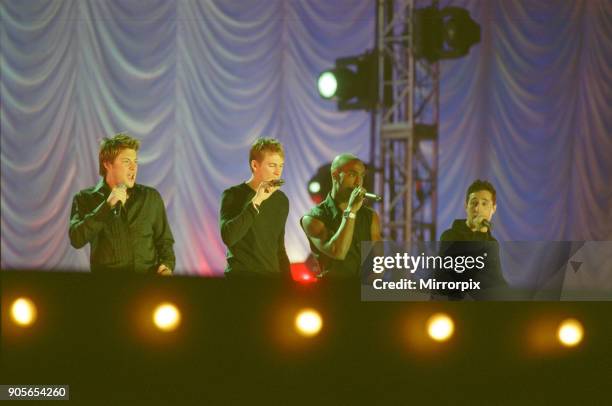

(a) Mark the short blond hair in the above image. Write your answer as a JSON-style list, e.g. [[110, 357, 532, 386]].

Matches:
[[99, 133, 140, 176], [249, 138, 284, 171]]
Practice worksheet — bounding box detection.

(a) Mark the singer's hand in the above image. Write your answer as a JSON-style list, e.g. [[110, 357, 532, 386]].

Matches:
[[473, 216, 489, 231], [347, 186, 366, 213], [157, 264, 172, 276], [107, 185, 127, 208], [251, 181, 280, 206]]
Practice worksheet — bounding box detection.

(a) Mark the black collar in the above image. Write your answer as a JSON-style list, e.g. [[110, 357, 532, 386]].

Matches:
[[92, 178, 139, 198], [92, 178, 111, 196], [454, 219, 493, 238]]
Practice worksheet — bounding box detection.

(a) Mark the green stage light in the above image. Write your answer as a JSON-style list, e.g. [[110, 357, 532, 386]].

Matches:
[[316, 52, 380, 111], [308, 180, 321, 194], [317, 71, 338, 99]]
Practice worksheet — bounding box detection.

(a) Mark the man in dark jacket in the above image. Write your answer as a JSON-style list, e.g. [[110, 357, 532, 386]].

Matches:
[[434, 179, 507, 299], [69, 133, 175, 275]]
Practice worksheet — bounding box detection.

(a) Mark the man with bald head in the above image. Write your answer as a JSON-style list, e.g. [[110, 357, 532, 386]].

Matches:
[[301, 153, 382, 278]]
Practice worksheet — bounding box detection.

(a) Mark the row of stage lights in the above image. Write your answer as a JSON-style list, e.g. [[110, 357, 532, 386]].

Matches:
[[9, 296, 585, 348]]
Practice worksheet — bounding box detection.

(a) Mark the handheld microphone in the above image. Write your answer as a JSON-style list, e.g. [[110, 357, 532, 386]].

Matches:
[[113, 183, 127, 216], [267, 179, 285, 187], [364, 192, 383, 202], [481, 219, 492, 229]]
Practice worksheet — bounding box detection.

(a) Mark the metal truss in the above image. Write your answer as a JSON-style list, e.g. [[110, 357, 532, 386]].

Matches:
[[372, 0, 440, 242]]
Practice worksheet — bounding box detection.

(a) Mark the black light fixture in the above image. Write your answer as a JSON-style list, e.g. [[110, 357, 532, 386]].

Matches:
[[413, 6, 481, 62], [317, 51, 379, 111], [307, 163, 333, 204], [318, 6, 479, 111]]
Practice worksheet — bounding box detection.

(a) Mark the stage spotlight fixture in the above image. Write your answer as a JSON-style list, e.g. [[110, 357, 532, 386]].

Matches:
[[413, 6, 481, 62], [557, 318, 584, 347], [308, 180, 321, 194], [153, 302, 181, 332], [317, 71, 338, 99], [426, 313, 454, 342], [295, 308, 323, 337], [290, 261, 319, 284], [307, 163, 332, 204], [317, 50, 382, 111], [10, 297, 37, 327]]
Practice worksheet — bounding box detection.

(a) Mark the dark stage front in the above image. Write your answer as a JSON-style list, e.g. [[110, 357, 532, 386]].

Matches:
[[1, 271, 611, 404]]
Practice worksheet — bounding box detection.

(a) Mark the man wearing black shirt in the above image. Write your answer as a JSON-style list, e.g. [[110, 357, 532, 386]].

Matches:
[[434, 179, 507, 299], [219, 138, 290, 277], [69, 133, 175, 275], [301, 154, 382, 278]]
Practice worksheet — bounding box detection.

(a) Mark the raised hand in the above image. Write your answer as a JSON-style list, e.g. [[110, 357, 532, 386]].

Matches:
[[347, 186, 366, 213], [251, 180, 281, 206], [107, 184, 127, 208]]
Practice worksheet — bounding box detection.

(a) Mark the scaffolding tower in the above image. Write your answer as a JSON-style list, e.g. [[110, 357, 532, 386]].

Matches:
[[373, 0, 440, 242]]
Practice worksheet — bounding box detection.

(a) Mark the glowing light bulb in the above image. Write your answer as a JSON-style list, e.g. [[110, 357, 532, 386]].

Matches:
[[11, 298, 37, 327], [295, 309, 323, 337], [557, 319, 584, 347], [153, 302, 181, 332], [427, 313, 454, 342]]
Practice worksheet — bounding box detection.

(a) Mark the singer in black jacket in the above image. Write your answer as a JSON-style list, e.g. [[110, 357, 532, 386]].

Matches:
[[301, 154, 382, 278], [432, 180, 507, 300], [219, 138, 290, 277], [69, 134, 175, 274]]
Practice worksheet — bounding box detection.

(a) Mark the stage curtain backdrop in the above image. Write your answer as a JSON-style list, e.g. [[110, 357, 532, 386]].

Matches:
[[1, 0, 610, 275]]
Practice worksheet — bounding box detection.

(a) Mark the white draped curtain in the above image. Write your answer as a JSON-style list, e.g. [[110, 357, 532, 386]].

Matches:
[[2, 0, 610, 275]]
